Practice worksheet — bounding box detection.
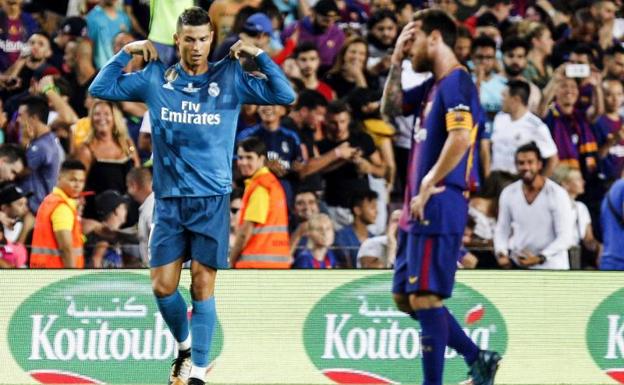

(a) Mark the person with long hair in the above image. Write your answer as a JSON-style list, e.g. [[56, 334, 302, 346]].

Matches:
[[524, 22, 554, 89], [74, 99, 139, 219], [324, 36, 379, 98]]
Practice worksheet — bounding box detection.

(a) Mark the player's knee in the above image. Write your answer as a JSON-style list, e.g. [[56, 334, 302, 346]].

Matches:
[[409, 293, 443, 310], [151, 277, 178, 298], [393, 294, 412, 313], [190, 269, 216, 300]]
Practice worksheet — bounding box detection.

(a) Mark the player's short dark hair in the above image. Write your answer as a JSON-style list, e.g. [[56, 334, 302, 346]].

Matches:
[[394, 0, 413, 13], [295, 90, 328, 110], [126, 167, 152, 186], [19, 95, 49, 124], [177, 7, 212, 31], [0, 144, 25, 165], [501, 36, 530, 55], [326, 100, 351, 116], [472, 35, 497, 53], [412, 9, 457, 49], [61, 159, 87, 172], [237, 137, 267, 158], [293, 41, 319, 58], [507, 79, 530, 106], [350, 189, 378, 212], [367, 9, 397, 30], [485, 0, 510, 6], [515, 142, 542, 162], [476, 12, 499, 28]]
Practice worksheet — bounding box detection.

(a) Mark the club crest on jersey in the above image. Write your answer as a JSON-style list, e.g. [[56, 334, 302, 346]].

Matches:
[[162, 67, 178, 90], [208, 82, 220, 97], [183, 82, 199, 93]]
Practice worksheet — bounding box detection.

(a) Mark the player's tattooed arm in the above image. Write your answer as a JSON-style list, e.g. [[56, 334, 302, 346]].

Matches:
[[381, 63, 403, 119]]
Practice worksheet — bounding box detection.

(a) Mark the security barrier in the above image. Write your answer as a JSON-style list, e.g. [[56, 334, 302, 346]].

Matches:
[[0, 270, 622, 384]]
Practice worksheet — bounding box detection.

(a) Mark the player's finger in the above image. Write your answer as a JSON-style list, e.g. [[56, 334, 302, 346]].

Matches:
[[142, 47, 149, 62], [148, 43, 159, 61]]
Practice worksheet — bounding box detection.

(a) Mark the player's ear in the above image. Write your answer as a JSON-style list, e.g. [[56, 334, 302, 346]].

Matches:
[[173, 33, 180, 47]]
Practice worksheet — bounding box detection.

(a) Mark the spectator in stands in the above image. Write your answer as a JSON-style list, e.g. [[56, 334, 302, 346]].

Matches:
[[600, 177, 624, 270], [17, 95, 62, 213], [464, 0, 512, 36], [366, 10, 397, 80], [394, 0, 414, 28], [472, 36, 506, 122], [0, 183, 31, 264], [229, 188, 243, 249], [63, 39, 96, 119], [36, 74, 79, 127], [212, 13, 273, 62], [292, 213, 337, 269], [237, 104, 307, 205], [486, 80, 558, 192], [282, 0, 345, 73], [74, 100, 139, 219], [551, 8, 600, 69], [51, 16, 87, 71], [594, 78, 624, 182], [334, 189, 377, 268], [288, 189, 321, 254], [591, 0, 619, 51], [603, 45, 624, 82], [231, 137, 291, 269], [524, 22, 554, 89], [148, 0, 193, 65], [316, 101, 384, 227], [85, 190, 137, 268], [324, 36, 379, 98], [357, 209, 400, 268], [454, 26, 472, 67], [494, 143, 573, 270], [552, 166, 601, 268], [292, 42, 335, 101], [501, 36, 542, 113], [126, 167, 153, 267], [208, 0, 261, 46], [0, 143, 25, 183], [30, 159, 86, 268], [0, 0, 38, 72], [86, 0, 131, 69]]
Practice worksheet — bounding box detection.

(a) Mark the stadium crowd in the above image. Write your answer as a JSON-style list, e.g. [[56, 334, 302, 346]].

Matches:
[[0, 0, 623, 270]]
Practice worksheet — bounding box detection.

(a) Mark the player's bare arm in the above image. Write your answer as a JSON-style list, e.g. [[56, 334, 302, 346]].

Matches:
[[123, 40, 159, 62], [381, 22, 416, 119]]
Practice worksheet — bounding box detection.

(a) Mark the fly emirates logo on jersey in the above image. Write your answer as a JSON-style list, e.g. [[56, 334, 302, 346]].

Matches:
[[160, 101, 221, 125]]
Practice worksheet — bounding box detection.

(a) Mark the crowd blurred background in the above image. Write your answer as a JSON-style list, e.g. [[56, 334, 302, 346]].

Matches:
[[0, 0, 623, 270]]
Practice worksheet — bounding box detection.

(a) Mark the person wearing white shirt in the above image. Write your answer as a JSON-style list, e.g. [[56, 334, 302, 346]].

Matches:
[[126, 167, 154, 267], [487, 80, 559, 180], [494, 143, 573, 270]]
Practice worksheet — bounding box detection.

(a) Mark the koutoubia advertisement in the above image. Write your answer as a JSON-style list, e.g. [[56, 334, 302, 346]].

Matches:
[[0, 270, 622, 384]]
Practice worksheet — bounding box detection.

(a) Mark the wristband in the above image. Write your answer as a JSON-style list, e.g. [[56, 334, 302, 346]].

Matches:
[[41, 84, 57, 95]]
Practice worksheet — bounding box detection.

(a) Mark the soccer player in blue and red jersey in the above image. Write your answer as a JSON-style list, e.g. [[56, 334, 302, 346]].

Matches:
[[89, 7, 295, 385], [381, 10, 501, 385]]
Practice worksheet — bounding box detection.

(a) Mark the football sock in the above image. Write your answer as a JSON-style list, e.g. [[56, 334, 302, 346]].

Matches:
[[189, 365, 207, 381], [444, 307, 479, 365], [179, 335, 191, 352], [155, 290, 190, 344], [190, 296, 216, 373], [417, 307, 448, 385]]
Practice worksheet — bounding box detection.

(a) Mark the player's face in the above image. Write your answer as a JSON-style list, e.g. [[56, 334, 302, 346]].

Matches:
[[28, 33, 51, 60], [564, 170, 585, 196], [603, 80, 624, 113], [258, 105, 284, 125], [409, 22, 432, 73], [175, 24, 213, 69], [236, 148, 265, 177], [58, 170, 86, 198], [343, 42, 367, 71], [454, 37, 471, 64], [296, 50, 320, 77], [294, 192, 319, 220], [6, 197, 28, 219], [357, 198, 378, 225], [515, 152, 542, 184], [326, 111, 351, 138]]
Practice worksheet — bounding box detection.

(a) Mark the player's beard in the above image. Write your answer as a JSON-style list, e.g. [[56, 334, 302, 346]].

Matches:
[[520, 169, 537, 185], [411, 49, 432, 73]]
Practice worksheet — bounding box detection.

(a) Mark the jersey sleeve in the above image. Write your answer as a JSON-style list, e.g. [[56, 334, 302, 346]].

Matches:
[[89, 50, 155, 102], [440, 71, 476, 132], [234, 53, 297, 105]]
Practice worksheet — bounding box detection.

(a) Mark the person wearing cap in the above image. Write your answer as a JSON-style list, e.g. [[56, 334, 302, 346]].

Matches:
[[212, 12, 273, 62], [84, 189, 136, 268], [30, 159, 87, 268], [50, 16, 87, 70], [282, 0, 345, 73], [0, 183, 31, 268]]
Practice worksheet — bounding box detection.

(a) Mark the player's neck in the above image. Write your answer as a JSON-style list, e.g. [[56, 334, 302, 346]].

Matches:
[[606, 110, 621, 120], [180, 61, 209, 76], [352, 219, 369, 240], [433, 56, 462, 81], [510, 106, 528, 121]]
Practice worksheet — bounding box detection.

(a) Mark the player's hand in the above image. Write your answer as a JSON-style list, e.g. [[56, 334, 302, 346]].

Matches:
[[230, 40, 261, 59], [410, 175, 445, 222], [391, 21, 417, 65], [123, 40, 159, 62], [496, 254, 513, 269], [517, 250, 541, 267], [266, 159, 288, 177], [334, 142, 358, 160]]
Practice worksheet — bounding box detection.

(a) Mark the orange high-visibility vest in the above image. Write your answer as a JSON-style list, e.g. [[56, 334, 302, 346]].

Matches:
[[236, 171, 291, 268], [30, 191, 84, 268]]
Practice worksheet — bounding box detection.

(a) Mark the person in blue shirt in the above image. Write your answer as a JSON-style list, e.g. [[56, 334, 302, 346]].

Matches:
[[86, 0, 132, 69], [381, 10, 500, 385], [89, 7, 295, 385], [237, 104, 307, 206], [333, 189, 376, 268], [600, 179, 624, 270]]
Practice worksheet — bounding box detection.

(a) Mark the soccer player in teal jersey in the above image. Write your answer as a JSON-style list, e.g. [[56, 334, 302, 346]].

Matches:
[[382, 10, 500, 385], [89, 7, 295, 385]]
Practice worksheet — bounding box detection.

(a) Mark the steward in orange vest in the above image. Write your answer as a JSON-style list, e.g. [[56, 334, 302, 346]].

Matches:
[[30, 160, 87, 268], [231, 137, 291, 268]]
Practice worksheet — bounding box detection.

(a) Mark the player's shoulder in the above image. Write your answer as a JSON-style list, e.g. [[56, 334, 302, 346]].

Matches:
[[438, 68, 478, 100]]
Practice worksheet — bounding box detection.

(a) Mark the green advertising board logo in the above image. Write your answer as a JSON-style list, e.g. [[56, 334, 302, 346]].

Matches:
[[303, 273, 507, 384], [587, 287, 624, 384], [8, 272, 223, 384]]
